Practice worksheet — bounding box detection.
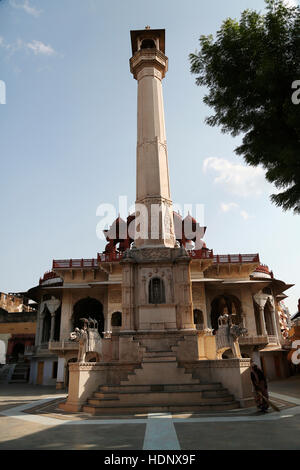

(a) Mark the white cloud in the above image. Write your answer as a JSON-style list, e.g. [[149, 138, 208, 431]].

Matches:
[[10, 0, 41, 17], [0, 37, 56, 56], [203, 157, 267, 197], [220, 202, 251, 220], [240, 210, 250, 220], [26, 40, 55, 56], [220, 202, 239, 213], [283, 0, 299, 7]]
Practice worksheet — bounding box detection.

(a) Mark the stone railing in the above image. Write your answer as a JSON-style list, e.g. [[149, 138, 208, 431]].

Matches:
[[53, 259, 98, 269], [238, 335, 268, 345]]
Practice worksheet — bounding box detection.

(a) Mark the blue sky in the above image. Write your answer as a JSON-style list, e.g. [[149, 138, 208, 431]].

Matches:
[[0, 0, 299, 314]]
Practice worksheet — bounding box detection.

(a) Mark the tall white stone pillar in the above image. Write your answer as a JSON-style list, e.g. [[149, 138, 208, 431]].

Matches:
[[130, 29, 175, 249]]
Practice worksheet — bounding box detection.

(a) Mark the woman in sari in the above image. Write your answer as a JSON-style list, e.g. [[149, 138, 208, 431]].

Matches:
[[250, 362, 269, 412]]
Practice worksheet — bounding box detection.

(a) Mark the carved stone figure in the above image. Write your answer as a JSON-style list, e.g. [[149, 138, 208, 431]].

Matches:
[[70, 318, 102, 363], [216, 312, 247, 359]]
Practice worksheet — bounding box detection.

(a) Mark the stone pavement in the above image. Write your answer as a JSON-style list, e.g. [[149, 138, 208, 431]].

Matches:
[[0, 377, 300, 450]]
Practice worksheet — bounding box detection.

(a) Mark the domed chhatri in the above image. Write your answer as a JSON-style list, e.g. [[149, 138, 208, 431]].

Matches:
[[251, 265, 274, 280]]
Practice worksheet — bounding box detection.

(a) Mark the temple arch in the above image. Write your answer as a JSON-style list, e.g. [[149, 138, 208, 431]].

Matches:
[[141, 38, 156, 49], [210, 294, 242, 331], [73, 297, 104, 336]]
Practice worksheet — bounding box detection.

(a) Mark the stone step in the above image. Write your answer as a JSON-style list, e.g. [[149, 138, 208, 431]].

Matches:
[[89, 397, 120, 405], [99, 383, 223, 393], [9, 379, 28, 383], [82, 400, 240, 415], [121, 361, 199, 386], [143, 351, 176, 357], [93, 393, 120, 400], [202, 389, 231, 398], [89, 390, 234, 406], [143, 356, 177, 363]]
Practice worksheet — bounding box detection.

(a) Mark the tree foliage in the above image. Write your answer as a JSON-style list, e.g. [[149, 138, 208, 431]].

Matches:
[[190, 0, 300, 213]]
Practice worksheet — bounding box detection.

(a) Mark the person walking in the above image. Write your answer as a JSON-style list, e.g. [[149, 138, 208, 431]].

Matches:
[[250, 362, 269, 412]]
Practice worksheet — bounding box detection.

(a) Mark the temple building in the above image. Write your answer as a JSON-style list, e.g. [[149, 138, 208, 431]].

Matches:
[[0, 293, 36, 366], [25, 28, 293, 411]]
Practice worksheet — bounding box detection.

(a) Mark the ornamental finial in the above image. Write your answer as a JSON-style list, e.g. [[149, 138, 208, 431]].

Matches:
[[145, 25, 151, 30]]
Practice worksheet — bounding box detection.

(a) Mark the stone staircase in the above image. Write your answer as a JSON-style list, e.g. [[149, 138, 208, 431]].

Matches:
[[9, 362, 30, 384], [83, 343, 240, 415]]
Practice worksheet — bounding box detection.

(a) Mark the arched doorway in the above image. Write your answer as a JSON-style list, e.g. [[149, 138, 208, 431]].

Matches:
[[73, 298, 104, 336], [210, 294, 242, 331], [141, 38, 156, 49], [12, 343, 25, 362]]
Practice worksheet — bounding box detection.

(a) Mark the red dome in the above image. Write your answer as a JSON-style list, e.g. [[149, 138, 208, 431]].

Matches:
[[251, 264, 274, 279], [255, 265, 271, 275]]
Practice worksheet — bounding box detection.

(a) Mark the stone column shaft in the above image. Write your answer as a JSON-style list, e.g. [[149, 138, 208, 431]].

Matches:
[[259, 306, 268, 336], [130, 45, 175, 248], [50, 313, 56, 341]]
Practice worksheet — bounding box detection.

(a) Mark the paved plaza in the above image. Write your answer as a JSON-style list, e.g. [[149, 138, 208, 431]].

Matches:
[[0, 376, 300, 450]]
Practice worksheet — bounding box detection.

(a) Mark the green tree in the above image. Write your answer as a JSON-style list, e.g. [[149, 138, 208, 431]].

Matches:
[[190, 0, 300, 213]]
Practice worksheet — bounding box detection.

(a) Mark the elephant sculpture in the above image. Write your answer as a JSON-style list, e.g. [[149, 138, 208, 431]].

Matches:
[[70, 318, 102, 363], [216, 312, 247, 359]]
